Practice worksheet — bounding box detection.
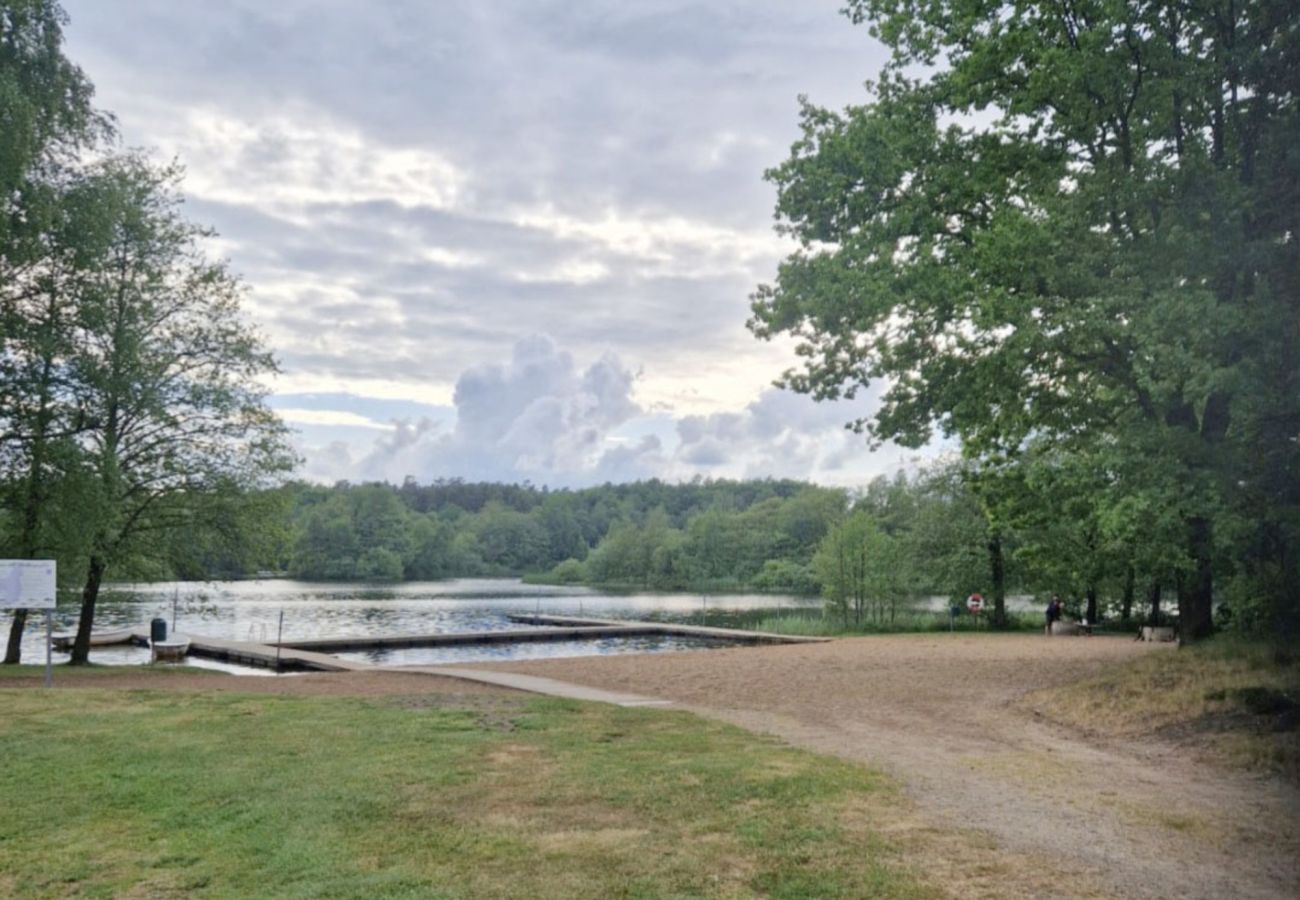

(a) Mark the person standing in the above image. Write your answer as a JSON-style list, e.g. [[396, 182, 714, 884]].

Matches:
[[1045, 595, 1062, 635]]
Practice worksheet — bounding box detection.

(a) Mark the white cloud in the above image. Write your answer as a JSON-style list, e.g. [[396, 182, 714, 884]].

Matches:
[[60, 0, 903, 487], [289, 335, 936, 487], [158, 107, 467, 216], [275, 408, 396, 430]]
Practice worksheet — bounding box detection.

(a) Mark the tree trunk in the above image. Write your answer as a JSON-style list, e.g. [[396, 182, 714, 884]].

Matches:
[[987, 531, 1007, 628], [1148, 580, 1162, 626], [1180, 517, 1215, 642], [69, 556, 106, 665], [1121, 566, 1135, 621], [3, 363, 54, 665], [4, 610, 29, 664], [1085, 585, 1099, 625]]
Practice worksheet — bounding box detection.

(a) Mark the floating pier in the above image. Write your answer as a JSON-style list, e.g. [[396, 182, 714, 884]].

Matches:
[[119, 631, 374, 672], [506, 613, 830, 644], [67, 613, 827, 675], [274, 624, 667, 653]]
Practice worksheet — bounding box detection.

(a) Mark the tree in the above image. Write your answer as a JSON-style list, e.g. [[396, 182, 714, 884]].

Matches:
[[1, 0, 108, 662], [909, 461, 997, 606], [65, 155, 292, 663], [0, 0, 104, 216], [814, 512, 906, 626], [751, 0, 1300, 641]]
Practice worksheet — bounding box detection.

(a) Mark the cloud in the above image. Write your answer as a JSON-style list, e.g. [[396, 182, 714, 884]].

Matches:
[[288, 334, 935, 487], [60, 0, 919, 487], [670, 384, 931, 484], [318, 335, 644, 484], [62, 0, 887, 423], [274, 408, 395, 430]]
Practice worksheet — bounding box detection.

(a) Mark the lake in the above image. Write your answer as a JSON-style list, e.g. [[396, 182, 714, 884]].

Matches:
[[17, 578, 815, 672]]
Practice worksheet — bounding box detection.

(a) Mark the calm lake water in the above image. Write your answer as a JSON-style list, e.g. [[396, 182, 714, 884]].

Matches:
[[18, 578, 814, 672]]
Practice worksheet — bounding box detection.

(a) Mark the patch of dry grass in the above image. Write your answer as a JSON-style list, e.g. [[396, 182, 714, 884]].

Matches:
[[1023, 639, 1299, 780]]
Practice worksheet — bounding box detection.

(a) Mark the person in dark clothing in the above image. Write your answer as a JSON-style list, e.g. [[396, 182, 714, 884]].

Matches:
[[1045, 595, 1062, 635]]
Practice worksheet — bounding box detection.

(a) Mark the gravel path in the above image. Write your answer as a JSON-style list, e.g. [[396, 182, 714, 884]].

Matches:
[[473, 633, 1300, 900]]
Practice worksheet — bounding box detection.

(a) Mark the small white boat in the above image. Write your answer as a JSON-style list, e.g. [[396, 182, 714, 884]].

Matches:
[[151, 639, 190, 663], [51, 629, 137, 651]]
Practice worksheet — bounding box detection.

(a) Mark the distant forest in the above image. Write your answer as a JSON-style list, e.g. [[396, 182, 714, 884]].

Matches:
[[165, 477, 845, 594], [154, 460, 1265, 629], [154, 468, 1026, 614]]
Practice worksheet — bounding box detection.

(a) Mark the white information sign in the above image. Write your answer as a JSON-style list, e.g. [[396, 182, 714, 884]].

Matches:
[[0, 560, 57, 609]]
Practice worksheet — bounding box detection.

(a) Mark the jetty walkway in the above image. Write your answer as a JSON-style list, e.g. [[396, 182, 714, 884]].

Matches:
[[74, 614, 826, 706]]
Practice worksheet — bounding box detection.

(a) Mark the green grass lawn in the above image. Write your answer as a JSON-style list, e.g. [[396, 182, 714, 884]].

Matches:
[[0, 676, 927, 899]]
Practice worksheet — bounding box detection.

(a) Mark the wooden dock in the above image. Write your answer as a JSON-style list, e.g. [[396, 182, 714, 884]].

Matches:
[[123, 631, 374, 672], [274, 624, 665, 652], [505, 613, 830, 644], [70, 613, 827, 675]]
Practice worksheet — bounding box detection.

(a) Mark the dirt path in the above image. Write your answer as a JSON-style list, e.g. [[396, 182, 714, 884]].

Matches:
[[473, 634, 1300, 900]]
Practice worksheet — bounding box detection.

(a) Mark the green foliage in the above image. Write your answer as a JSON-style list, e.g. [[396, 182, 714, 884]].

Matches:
[[757, 611, 1038, 637], [752, 559, 819, 595], [752, 0, 1300, 639], [0, 0, 105, 219], [814, 512, 909, 626], [277, 480, 850, 592], [547, 557, 586, 584]]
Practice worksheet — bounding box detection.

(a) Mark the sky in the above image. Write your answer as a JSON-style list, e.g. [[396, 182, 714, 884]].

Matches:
[[60, 0, 937, 488]]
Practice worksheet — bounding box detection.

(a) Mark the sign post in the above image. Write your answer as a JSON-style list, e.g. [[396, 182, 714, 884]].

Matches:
[[966, 593, 984, 628], [45, 610, 53, 687], [0, 560, 58, 686]]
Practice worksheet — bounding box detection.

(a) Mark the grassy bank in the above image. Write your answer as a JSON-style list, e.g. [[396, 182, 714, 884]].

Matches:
[[1024, 638, 1299, 780], [520, 573, 817, 596], [0, 663, 217, 680], [0, 675, 926, 899], [748, 610, 1043, 636]]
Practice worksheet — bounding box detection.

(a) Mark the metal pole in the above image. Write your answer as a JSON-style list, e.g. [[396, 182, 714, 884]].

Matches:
[[275, 609, 284, 671], [172, 591, 178, 634], [44, 610, 53, 688]]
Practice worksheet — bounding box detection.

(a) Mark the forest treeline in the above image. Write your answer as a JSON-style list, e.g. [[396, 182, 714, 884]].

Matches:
[[154, 460, 1282, 633]]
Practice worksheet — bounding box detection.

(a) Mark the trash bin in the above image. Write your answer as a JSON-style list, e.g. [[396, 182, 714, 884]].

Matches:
[[150, 617, 167, 644]]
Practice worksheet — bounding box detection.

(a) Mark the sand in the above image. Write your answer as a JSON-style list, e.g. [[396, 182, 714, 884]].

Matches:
[[474, 633, 1300, 900]]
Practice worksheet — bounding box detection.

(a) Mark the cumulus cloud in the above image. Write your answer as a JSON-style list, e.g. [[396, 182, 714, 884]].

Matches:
[[289, 335, 933, 487], [314, 335, 646, 484], [672, 387, 894, 482]]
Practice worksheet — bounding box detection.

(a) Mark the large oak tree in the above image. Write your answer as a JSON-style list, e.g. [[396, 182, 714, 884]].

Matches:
[[751, 0, 1299, 640]]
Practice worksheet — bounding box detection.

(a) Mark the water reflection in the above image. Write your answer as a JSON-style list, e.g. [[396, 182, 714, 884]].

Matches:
[[335, 635, 738, 667], [18, 578, 814, 672]]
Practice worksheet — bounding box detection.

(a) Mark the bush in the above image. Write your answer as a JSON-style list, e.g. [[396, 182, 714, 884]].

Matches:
[[355, 547, 404, 582], [549, 558, 586, 583]]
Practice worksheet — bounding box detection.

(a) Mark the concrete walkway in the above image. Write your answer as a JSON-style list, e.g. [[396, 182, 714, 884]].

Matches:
[[388, 665, 674, 707]]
